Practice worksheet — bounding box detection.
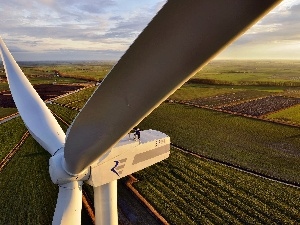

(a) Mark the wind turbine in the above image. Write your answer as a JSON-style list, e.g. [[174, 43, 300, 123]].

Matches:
[[0, 0, 281, 224]]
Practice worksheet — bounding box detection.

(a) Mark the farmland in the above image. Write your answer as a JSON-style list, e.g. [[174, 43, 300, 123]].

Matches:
[[193, 60, 300, 86], [134, 149, 300, 224], [138, 103, 300, 184], [1, 60, 300, 224], [0, 61, 113, 82], [0, 136, 58, 224], [0, 118, 27, 161]]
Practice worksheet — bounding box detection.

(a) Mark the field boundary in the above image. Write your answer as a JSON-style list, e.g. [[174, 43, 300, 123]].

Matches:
[[46, 83, 96, 103], [0, 131, 30, 172], [82, 189, 95, 225], [171, 143, 300, 189], [0, 113, 19, 124], [169, 100, 300, 128], [125, 175, 169, 225]]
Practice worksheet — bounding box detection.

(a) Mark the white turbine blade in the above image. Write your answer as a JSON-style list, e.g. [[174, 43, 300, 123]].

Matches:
[[0, 37, 65, 155], [94, 181, 118, 225], [64, 0, 281, 174], [52, 181, 83, 225]]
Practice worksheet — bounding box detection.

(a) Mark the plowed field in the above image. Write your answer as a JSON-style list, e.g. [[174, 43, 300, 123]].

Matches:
[[0, 84, 84, 108]]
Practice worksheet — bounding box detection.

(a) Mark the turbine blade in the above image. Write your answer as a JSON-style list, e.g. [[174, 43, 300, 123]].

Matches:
[[94, 181, 118, 225], [52, 181, 83, 225], [0, 37, 65, 155], [64, 0, 281, 174]]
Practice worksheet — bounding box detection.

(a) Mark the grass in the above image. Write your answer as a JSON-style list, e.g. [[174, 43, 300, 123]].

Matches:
[[0, 136, 57, 225], [134, 148, 300, 224], [0, 117, 27, 161], [54, 86, 97, 109], [194, 60, 300, 86], [37, 63, 113, 81], [139, 103, 300, 184], [1, 64, 92, 86], [265, 104, 300, 124], [169, 84, 237, 100], [0, 108, 18, 118], [47, 104, 79, 125], [0, 83, 9, 91], [169, 83, 285, 101], [0, 134, 93, 225]]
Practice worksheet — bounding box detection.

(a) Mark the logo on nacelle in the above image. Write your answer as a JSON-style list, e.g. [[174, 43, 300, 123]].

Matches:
[[111, 161, 120, 177], [110, 158, 127, 177]]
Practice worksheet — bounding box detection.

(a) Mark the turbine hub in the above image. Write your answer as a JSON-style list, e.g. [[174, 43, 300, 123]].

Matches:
[[49, 149, 90, 185]]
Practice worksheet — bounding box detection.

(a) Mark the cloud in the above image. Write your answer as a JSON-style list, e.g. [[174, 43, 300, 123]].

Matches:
[[232, 2, 300, 46], [1, 0, 299, 61], [1, 1, 166, 54]]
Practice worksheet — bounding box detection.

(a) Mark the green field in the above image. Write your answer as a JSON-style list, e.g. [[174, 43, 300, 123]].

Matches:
[[194, 60, 300, 86], [139, 103, 300, 184], [1, 63, 100, 86], [46, 63, 113, 81], [265, 104, 300, 124], [53, 85, 97, 109], [0, 117, 27, 161], [0, 108, 18, 118], [0, 136, 57, 225], [134, 148, 300, 224], [0, 83, 9, 91], [14, 62, 114, 82], [169, 83, 286, 101]]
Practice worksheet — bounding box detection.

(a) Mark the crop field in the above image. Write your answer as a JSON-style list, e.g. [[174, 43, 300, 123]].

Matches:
[[1, 60, 300, 224], [219, 95, 300, 117], [1, 63, 96, 86], [134, 148, 300, 224], [194, 60, 300, 86], [53, 85, 97, 109], [0, 136, 57, 225], [0, 108, 17, 118], [139, 103, 300, 184], [265, 104, 300, 124], [169, 83, 286, 101], [0, 84, 81, 108], [169, 81, 300, 125], [179, 89, 272, 108], [47, 104, 79, 130], [0, 118, 27, 161], [46, 63, 113, 81], [0, 83, 9, 91], [9, 62, 114, 81]]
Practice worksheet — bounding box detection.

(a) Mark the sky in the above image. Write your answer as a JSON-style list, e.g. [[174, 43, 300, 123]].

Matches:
[[0, 0, 299, 61]]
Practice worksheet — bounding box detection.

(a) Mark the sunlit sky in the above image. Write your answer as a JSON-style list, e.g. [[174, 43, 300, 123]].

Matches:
[[0, 0, 299, 61]]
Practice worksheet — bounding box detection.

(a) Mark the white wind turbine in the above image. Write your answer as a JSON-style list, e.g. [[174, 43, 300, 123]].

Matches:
[[0, 1, 281, 224]]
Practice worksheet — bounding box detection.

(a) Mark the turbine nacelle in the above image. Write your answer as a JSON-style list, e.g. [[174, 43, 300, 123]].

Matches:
[[87, 129, 170, 187], [49, 129, 170, 186]]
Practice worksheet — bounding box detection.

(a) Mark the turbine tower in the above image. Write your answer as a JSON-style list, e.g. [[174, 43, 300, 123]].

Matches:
[[0, 0, 281, 224]]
